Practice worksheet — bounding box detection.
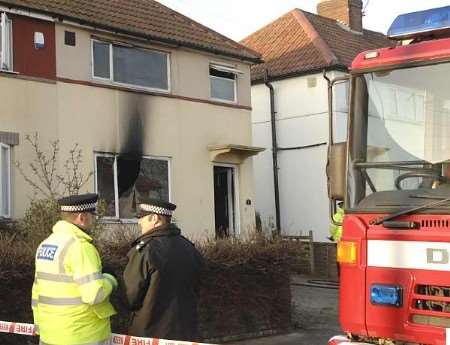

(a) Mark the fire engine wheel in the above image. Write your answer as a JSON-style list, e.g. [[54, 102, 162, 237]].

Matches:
[[394, 172, 448, 190]]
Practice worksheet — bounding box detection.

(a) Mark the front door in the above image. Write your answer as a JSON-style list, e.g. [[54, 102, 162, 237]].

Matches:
[[214, 165, 236, 238]]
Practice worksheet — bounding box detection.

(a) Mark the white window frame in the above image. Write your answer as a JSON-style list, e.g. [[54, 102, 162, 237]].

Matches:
[[94, 152, 172, 220], [0, 12, 13, 71], [0, 143, 11, 218], [91, 39, 171, 93], [209, 63, 241, 104]]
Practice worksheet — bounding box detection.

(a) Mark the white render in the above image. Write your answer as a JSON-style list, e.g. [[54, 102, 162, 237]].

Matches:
[[251, 71, 348, 241]]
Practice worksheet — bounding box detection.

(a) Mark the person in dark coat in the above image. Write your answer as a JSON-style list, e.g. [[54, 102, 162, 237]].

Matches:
[[123, 198, 204, 341]]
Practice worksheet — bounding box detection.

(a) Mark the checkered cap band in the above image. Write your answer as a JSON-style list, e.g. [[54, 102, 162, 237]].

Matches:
[[140, 204, 174, 216], [60, 202, 96, 212]]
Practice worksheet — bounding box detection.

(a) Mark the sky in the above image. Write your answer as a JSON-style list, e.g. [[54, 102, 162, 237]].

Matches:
[[155, 0, 450, 41]]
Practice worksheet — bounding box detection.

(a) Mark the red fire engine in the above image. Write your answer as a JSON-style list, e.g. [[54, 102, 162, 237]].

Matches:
[[326, 6, 450, 345]]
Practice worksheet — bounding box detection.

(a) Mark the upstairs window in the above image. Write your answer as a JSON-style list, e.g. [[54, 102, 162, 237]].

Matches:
[[0, 143, 11, 218], [95, 153, 171, 219], [0, 12, 12, 71], [210, 64, 242, 103], [92, 40, 169, 91]]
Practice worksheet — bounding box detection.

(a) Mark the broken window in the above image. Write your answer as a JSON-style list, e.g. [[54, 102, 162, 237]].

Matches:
[[92, 39, 169, 91], [210, 63, 242, 102], [0, 143, 11, 218], [95, 153, 170, 219], [0, 12, 12, 71]]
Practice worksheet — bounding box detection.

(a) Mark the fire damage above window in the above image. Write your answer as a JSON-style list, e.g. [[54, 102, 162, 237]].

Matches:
[[95, 153, 170, 219]]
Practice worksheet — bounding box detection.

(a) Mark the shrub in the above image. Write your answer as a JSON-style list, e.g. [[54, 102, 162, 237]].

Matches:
[[0, 231, 308, 343]]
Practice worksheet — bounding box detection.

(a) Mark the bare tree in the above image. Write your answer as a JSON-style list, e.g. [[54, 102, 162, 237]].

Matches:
[[16, 133, 93, 199]]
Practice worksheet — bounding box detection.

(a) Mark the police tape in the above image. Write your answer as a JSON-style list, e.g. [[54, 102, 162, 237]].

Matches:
[[0, 320, 215, 345]]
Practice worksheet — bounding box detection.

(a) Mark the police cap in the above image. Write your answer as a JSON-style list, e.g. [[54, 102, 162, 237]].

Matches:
[[58, 193, 98, 213], [138, 198, 176, 217]]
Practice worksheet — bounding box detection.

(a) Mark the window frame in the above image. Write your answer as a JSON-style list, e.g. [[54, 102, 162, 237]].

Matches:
[[94, 152, 172, 221], [91, 39, 171, 93], [0, 143, 11, 218], [209, 63, 240, 104], [0, 12, 13, 72]]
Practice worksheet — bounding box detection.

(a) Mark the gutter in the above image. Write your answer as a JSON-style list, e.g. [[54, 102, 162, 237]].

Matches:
[[0, 2, 262, 64], [264, 70, 281, 234]]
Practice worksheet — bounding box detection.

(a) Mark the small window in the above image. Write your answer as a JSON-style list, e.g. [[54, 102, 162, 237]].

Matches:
[[95, 153, 170, 219], [92, 40, 170, 91], [0, 12, 13, 71], [64, 31, 76, 46], [0, 143, 11, 218], [210, 64, 240, 103]]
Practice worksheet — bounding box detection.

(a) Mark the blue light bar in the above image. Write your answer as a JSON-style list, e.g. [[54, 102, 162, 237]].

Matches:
[[370, 285, 402, 307], [388, 6, 450, 40]]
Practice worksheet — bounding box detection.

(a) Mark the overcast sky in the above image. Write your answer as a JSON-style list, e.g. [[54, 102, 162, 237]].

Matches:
[[155, 0, 450, 41]]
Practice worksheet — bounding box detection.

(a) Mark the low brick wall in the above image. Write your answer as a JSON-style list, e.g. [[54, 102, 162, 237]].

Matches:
[[313, 242, 338, 280]]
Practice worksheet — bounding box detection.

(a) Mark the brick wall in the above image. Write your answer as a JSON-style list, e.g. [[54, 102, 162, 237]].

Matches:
[[313, 242, 338, 280]]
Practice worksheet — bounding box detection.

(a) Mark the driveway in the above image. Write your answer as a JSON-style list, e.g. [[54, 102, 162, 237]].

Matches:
[[230, 276, 341, 345]]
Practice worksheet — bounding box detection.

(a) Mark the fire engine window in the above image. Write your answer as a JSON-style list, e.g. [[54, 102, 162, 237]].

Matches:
[[95, 154, 170, 219]]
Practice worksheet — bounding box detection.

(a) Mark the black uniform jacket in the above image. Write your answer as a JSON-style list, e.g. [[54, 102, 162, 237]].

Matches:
[[123, 223, 204, 341]]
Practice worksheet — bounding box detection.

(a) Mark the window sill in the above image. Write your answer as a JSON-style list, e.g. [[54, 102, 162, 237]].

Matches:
[[210, 97, 238, 105], [0, 69, 18, 75]]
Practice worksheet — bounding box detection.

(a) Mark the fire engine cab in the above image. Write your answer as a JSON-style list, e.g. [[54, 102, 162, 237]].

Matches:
[[326, 6, 450, 345]]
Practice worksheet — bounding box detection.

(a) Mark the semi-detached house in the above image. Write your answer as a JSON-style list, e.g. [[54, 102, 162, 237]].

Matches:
[[0, 0, 263, 240], [242, 0, 391, 241]]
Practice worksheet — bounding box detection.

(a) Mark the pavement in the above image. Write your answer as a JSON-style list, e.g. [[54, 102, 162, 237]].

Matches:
[[230, 275, 342, 345]]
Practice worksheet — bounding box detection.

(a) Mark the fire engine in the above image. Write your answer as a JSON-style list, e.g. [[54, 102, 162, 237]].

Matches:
[[326, 6, 450, 345]]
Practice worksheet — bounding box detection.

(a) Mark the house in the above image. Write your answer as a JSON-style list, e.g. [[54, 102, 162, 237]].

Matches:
[[241, 0, 391, 241], [0, 0, 263, 240]]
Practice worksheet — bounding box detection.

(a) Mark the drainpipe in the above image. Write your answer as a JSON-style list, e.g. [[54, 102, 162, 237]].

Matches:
[[264, 70, 281, 234]]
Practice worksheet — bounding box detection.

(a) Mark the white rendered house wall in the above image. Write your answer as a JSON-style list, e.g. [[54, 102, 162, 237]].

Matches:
[[251, 71, 348, 241]]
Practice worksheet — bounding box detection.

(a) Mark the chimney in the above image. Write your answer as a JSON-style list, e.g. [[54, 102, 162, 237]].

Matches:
[[317, 0, 363, 33]]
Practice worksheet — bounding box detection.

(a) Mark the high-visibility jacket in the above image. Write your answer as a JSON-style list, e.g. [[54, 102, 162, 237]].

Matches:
[[32, 220, 117, 345], [329, 206, 344, 242]]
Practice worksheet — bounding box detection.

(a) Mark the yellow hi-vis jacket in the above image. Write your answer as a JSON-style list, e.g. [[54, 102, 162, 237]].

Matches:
[[329, 206, 344, 242], [32, 220, 117, 345]]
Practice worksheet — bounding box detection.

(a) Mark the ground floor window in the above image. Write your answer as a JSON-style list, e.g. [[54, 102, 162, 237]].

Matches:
[[95, 153, 170, 219], [0, 143, 11, 218]]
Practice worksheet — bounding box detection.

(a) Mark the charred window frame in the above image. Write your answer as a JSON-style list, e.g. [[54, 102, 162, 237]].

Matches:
[[209, 63, 242, 103], [0, 143, 11, 218], [94, 153, 171, 220], [0, 12, 13, 71], [91, 39, 170, 92]]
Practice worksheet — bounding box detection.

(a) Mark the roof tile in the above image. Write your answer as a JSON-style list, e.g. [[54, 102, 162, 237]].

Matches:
[[0, 0, 260, 62], [241, 9, 392, 81]]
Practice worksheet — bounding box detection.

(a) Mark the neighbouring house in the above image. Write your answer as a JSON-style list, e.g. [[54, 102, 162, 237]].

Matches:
[[241, 0, 391, 241], [0, 0, 264, 240]]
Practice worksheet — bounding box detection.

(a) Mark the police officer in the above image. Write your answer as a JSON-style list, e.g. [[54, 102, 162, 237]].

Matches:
[[31, 193, 117, 345], [329, 201, 344, 242], [123, 198, 204, 341]]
